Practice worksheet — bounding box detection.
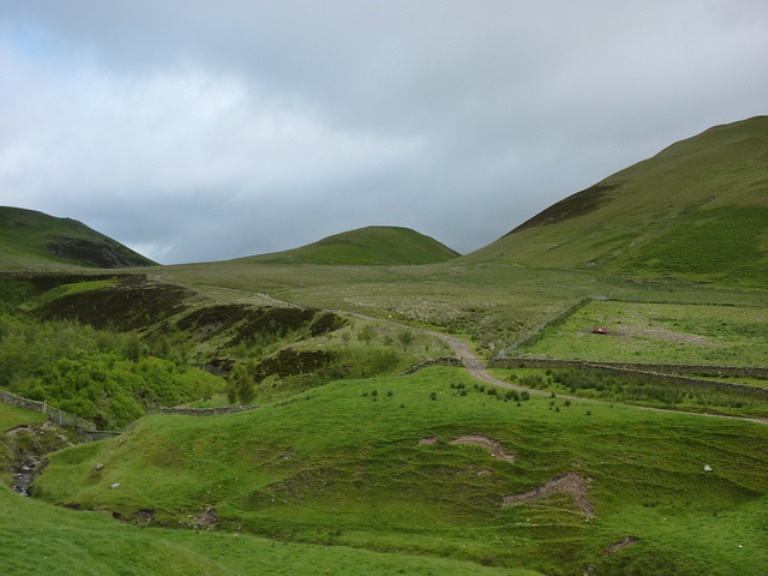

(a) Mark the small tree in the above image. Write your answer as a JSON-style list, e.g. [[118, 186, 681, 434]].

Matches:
[[237, 374, 256, 405], [398, 329, 414, 351], [226, 383, 238, 404], [358, 324, 377, 345]]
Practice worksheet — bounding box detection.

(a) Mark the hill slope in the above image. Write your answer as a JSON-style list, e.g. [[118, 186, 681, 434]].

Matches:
[[466, 116, 768, 284], [238, 226, 460, 265], [0, 206, 156, 269], [36, 368, 768, 575]]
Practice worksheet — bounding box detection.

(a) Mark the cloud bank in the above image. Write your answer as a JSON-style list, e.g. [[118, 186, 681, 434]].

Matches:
[[1, 1, 767, 263]]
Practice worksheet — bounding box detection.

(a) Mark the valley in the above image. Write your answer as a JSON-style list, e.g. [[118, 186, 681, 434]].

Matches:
[[1, 117, 768, 575]]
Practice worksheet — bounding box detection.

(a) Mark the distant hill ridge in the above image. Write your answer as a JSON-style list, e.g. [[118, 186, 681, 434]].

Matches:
[[239, 225, 460, 265], [0, 206, 156, 269], [466, 115, 768, 285]]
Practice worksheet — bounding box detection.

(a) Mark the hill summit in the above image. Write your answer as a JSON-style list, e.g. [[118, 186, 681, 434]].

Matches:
[[239, 226, 460, 265], [467, 116, 768, 284], [0, 206, 156, 269]]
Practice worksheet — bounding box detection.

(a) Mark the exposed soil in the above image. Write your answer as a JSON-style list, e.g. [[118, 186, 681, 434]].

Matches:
[[449, 434, 516, 463], [618, 325, 713, 345], [603, 536, 640, 555], [502, 472, 594, 517]]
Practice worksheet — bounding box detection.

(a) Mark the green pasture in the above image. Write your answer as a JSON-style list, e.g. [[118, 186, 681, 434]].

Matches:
[[516, 299, 768, 366], [0, 486, 538, 576], [35, 367, 768, 575]]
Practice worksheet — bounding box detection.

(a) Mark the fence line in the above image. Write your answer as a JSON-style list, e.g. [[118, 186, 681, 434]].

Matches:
[[153, 405, 258, 417], [0, 389, 97, 431]]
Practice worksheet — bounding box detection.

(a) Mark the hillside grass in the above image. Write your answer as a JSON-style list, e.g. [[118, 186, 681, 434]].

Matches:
[[464, 116, 768, 285], [35, 367, 768, 575], [0, 206, 155, 269], [0, 486, 540, 576], [627, 206, 768, 283]]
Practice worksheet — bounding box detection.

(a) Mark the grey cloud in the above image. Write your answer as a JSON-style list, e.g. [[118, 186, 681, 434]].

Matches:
[[1, 1, 767, 263]]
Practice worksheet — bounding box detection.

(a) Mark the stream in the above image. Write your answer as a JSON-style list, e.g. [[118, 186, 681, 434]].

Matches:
[[13, 460, 36, 496]]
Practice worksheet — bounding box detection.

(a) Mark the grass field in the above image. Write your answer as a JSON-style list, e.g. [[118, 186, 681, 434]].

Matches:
[[514, 299, 768, 366], [33, 367, 768, 575]]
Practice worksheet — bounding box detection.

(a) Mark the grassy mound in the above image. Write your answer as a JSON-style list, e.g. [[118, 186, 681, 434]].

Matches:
[[0, 206, 156, 270], [239, 226, 460, 265], [35, 367, 768, 575]]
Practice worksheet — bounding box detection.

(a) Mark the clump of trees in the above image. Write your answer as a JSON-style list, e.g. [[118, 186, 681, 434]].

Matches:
[[0, 315, 222, 429]]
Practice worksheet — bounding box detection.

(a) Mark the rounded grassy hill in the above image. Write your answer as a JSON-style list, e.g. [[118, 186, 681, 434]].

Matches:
[[237, 226, 460, 266]]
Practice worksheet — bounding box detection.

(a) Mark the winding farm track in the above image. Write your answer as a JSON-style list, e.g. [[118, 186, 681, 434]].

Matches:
[[429, 333, 546, 395], [430, 332, 768, 427]]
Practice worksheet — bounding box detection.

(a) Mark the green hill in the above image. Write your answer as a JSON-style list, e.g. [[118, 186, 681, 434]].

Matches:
[[466, 116, 768, 284], [35, 368, 768, 575], [0, 206, 156, 269], [239, 226, 460, 265]]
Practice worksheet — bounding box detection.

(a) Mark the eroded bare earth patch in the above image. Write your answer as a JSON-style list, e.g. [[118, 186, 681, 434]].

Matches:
[[619, 325, 713, 346], [502, 472, 594, 517], [449, 434, 516, 463], [603, 536, 639, 556]]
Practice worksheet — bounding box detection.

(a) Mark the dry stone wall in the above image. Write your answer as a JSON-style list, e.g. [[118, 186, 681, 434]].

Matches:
[[488, 358, 768, 397], [0, 389, 97, 431]]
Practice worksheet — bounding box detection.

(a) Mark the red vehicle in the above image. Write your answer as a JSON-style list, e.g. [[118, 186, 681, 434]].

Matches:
[[593, 325, 608, 334]]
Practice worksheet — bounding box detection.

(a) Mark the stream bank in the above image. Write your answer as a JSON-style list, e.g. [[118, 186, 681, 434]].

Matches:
[[3, 421, 78, 496]]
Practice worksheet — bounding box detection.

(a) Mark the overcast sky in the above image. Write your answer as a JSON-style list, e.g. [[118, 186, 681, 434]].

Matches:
[[1, 1, 766, 264]]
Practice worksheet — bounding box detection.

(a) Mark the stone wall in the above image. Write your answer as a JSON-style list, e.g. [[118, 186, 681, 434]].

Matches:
[[399, 357, 463, 375], [155, 405, 258, 417], [488, 358, 768, 397], [0, 389, 97, 431]]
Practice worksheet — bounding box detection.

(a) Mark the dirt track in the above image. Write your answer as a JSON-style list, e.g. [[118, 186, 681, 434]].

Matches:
[[430, 333, 548, 396], [431, 332, 768, 427]]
